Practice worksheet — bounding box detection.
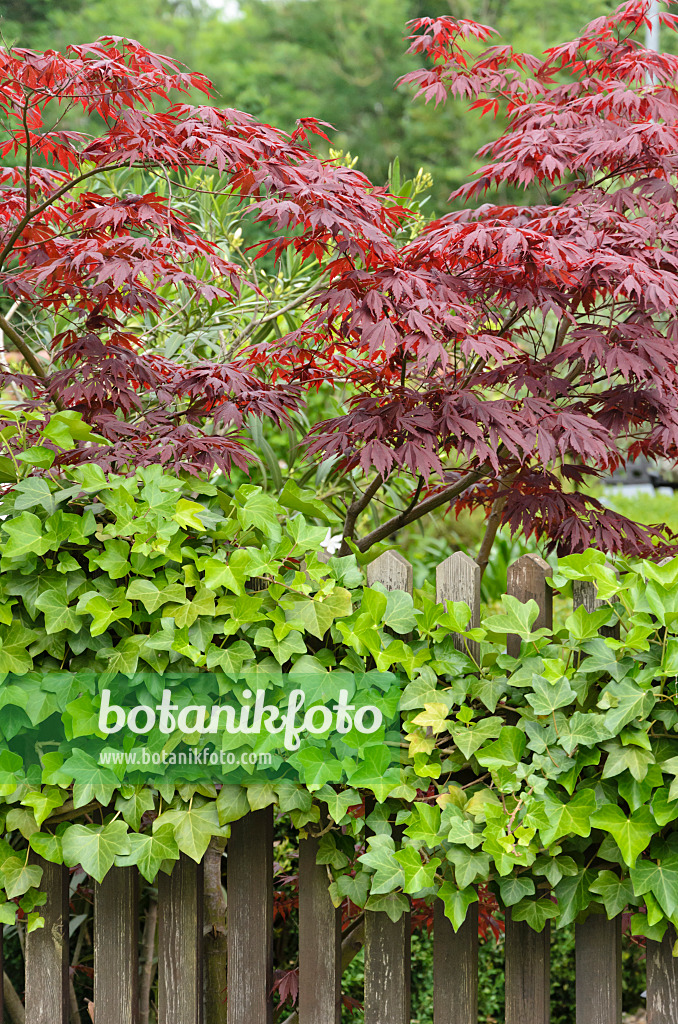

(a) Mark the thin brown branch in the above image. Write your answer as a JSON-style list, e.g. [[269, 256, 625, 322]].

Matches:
[[356, 469, 485, 552], [339, 473, 384, 556], [0, 313, 48, 379]]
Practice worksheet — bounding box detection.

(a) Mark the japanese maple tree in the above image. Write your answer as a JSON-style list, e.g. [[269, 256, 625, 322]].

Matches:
[[0, 38, 401, 476], [261, 0, 678, 560], [2, 3, 678, 560]]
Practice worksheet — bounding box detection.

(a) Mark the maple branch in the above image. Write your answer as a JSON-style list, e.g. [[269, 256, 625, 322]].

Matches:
[[3, 972, 24, 1024], [356, 469, 485, 552], [0, 160, 143, 272], [0, 312, 52, 382], [339, 473, 384, 555]]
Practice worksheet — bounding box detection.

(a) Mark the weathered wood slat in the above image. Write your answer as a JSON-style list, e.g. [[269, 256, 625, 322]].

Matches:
[[366, 550, 413, 593], [505, 913, 550, 1024], [364, 550, 412, 1024], [646, 925, 678, 1024], [25, 857, 69, 1024], [365, 908, 411, 1024], [436, 551, 481, 660], [158, 853, 204, 1024], [575, 913, 622, 1024], [433, 548, 480, 1024], [298, 835, 341, 1024], [506, 554, 553, 658], [433, 901, 478, 1024], [503, 554, 552, 1021], [204, 838, 227, 1024], [227, 808, 273, 1024], [94, 866, 139, 1024]]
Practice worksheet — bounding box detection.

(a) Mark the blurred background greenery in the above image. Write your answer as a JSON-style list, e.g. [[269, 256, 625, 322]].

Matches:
[[0, 0, 623, 212]]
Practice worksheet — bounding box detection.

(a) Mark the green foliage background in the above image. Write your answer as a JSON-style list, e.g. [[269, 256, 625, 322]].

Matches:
[[0, 0, 625, 210]]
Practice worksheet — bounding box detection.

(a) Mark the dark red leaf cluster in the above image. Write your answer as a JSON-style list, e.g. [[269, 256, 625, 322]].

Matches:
[[4, 8, 678, 554]]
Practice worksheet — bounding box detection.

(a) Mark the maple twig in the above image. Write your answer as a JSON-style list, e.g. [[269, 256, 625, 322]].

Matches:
[[340, 473, 384, 555], [0, 313, 48, 379], [0, 160, 142, 272], [21, 93, 32, 217], [356, 469, 485, 551]]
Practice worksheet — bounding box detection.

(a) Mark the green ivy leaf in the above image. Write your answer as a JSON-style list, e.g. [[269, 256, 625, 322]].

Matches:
[[2, 857, 43, 899], [526, 675, 576, 716], [115, 787, 156, 831], [630, 854, 678, 918], [358, 835, 404, 894], [394, 846, 440, 894], [437, 882, 477, 931], [28, 833, 63, 864], [154, 798, 226, 862], [536, 789, 597, 847], [498, 876, 536, 907], [116, 824, 179, 882], [482, 596, 550, 641], [3, 512, 46, 558], [509, 898, 558, 932], [589, 805, 656, 868], [62, 820, 132, 883], [588, 870, 636, 918], [364, 891, 410, 922]]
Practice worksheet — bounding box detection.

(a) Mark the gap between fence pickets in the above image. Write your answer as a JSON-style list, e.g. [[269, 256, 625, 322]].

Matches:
[[16, 552, 678, 1024]]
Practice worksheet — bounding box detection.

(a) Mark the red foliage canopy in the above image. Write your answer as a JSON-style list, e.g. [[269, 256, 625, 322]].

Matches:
[[2, 4, 678, 556]]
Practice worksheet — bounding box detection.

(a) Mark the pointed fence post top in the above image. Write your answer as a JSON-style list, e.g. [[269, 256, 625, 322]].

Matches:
[[506, 553, 553, 659], [366, 550, 413, 593], [436, 552, 480, 623], [506, 554, 553, 629], [435, 550, 481, 659]]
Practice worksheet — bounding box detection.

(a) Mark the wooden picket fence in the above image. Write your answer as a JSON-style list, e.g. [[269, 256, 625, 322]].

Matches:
[[12, 550, 678, 1023]]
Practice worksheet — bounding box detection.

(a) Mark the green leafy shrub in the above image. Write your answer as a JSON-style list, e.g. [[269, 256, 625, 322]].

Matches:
[[0, 463, 675, 954]]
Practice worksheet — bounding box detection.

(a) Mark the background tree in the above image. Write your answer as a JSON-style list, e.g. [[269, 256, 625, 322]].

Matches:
[[1, 0, 621, 211]]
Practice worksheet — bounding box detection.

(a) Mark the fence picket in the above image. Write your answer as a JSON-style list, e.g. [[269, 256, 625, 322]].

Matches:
[[575, 914, 622, 1024], [298, 835, 341, 1024], [433, 902, 478, 1024], [364, 550, 412, 1024], [504, 554, 552, 1019], [505, 913, 550, 1024], [25, 857, 69, 1024], [158, 853, 204, 1024], [506, 554, 553, 658], [646, 926, 678, 1024], [364, 909, 411, 1024], [436, 551, 481, 660], [227, 808, 273, 1024], [433, 549, 480, 1024], [94, 866, 139, 1024]]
